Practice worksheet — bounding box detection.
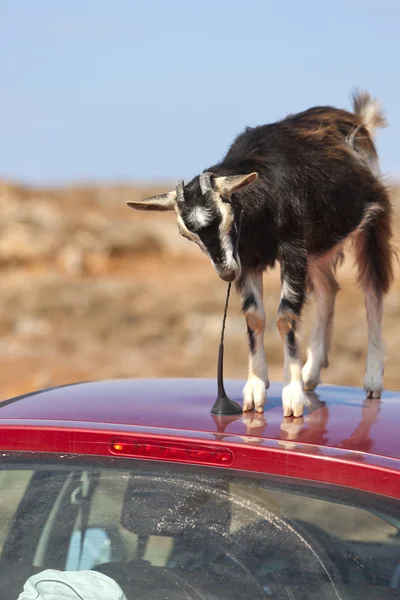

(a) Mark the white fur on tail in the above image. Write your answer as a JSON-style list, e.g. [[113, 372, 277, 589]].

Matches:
[[352, 90, 387, 138]]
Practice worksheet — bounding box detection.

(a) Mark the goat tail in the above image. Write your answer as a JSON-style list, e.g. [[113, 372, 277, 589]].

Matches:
[[352, 90, 387, 138], [354, 194, 394, 296]]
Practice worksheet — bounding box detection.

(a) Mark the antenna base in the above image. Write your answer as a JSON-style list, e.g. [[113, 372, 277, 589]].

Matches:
[[212, 342, 243, 415], [211, 393, 242, 416]]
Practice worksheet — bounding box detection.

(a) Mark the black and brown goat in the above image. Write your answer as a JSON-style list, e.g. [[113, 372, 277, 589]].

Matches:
[[128, 91, 394, 417]]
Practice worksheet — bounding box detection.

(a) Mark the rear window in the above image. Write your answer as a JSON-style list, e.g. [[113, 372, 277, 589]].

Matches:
[[0, 457, 399, 600]]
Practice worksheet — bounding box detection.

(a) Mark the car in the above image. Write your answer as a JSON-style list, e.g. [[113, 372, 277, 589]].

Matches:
[[0, 378, 399, 600]]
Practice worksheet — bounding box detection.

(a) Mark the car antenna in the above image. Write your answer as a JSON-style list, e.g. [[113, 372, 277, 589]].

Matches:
[[211, 210, 244, 416]]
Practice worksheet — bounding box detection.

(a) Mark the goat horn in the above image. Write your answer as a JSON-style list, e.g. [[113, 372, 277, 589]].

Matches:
[[199, 172, 213, 195], [176, 180, 185, 203]]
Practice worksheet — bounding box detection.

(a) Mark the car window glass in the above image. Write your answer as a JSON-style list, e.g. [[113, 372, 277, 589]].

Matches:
[[0, 470, 33, 553], [230, 481, 397, 542], [1, 461, 399, 600]]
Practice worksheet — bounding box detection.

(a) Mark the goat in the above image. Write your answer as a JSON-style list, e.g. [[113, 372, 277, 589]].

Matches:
[[127, 91, 394, 417]]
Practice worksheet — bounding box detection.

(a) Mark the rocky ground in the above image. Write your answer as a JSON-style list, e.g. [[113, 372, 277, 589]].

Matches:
[[0, 179, 399, 400]]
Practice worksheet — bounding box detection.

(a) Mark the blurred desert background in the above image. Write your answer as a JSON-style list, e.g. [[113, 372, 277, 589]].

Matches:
[[0, 178, 399, 400]]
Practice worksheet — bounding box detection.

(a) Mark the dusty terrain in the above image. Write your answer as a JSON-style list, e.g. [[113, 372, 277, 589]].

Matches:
[[0, 179, 399, 400]]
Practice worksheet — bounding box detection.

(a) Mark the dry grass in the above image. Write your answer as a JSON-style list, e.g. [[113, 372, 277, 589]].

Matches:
[[0, 179, 399, 400]]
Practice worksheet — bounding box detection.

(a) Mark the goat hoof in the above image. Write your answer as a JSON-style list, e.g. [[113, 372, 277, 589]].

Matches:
[[302, 361, 321, 391], [303, 379, 320, 392], [243, 377, 267, 412], [365, 369, 383, 399], [365, 386, 382, 399], [282, 382, 309, 417]]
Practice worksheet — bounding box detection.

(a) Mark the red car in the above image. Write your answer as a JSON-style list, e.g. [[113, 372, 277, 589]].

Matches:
[[0, 378, 399, 599]]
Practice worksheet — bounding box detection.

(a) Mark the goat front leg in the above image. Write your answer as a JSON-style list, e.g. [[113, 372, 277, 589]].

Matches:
[[277, 253, 309, 417], [237, 270, 269, 412]]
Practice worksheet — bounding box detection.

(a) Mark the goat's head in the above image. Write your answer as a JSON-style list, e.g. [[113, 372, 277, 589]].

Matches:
[[127, 171, 258, 282]]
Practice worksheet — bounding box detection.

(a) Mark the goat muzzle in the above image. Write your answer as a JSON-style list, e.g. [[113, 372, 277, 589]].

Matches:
[[219, 271, 236, 283]]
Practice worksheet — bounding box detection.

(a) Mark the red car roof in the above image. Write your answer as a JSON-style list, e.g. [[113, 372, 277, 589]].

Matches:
[[0, 378, 399, 462]]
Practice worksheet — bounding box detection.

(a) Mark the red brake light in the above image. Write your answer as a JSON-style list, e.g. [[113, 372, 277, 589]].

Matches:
[[109, 438, 233, 466]]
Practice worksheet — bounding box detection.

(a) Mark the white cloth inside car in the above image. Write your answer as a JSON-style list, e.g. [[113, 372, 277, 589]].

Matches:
[[17, 569, 128, 600]]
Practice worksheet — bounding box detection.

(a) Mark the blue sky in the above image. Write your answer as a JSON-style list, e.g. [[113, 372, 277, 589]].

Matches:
[[1, 0, 399, 185]]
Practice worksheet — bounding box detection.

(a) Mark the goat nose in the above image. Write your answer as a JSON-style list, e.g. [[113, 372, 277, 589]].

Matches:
[[220, 272, 236, 282]]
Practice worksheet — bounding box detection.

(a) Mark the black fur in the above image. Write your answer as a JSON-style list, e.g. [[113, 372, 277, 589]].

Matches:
[[246, 325, 256, 354], [205, 107, 388, 277], [182, 101, 393, 309], [242, 293, 257, 313], [287, 329, 297, 360]]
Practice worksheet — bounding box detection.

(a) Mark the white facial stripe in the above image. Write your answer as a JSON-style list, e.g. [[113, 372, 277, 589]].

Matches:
[[214, 195, 236, 272], [186, 206, 213, 229], [213, 195, 234, 233], [219, 229, 235, 266]]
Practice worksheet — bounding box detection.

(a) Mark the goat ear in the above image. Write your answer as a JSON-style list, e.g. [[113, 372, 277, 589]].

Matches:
[[127, 191, 177, 212], [213, 172, 258, 199]]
